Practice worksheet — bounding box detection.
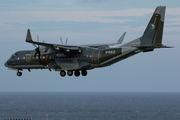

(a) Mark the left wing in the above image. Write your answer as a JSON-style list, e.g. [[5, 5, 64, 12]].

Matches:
[[26, 29, 80, 51]]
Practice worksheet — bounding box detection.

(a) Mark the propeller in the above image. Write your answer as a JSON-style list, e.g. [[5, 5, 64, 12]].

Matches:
[[60, 37, 68, 45], [33, 35, 42, 64]]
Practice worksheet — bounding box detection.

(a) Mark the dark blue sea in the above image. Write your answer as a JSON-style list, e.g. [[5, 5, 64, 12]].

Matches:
[[0, 92, 180, 120]]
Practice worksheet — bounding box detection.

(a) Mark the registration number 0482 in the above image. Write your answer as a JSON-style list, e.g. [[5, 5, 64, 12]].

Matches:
[[105, 50, 115, 54]]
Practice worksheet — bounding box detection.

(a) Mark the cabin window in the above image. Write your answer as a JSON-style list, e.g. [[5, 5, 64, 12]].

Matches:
[[11, 54, 18, 58]]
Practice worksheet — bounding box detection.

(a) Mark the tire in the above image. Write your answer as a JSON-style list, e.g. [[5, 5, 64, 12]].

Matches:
[[74, 71, 80, 77], [81, 70, 87, 76], [67, 71, 73, 76], [17, 72, 22, 76], [60, 70, 66, 77]]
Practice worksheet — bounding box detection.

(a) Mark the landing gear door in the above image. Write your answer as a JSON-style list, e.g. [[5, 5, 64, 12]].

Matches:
[[92, 50, 100, 64]]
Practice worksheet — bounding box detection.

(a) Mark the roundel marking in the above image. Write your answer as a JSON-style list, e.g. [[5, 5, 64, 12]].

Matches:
[[26, 54, 31, 62], [151, 24, 155, 30]]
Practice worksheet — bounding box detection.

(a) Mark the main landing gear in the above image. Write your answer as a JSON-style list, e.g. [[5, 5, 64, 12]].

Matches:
[[60, 70, 88, 77]]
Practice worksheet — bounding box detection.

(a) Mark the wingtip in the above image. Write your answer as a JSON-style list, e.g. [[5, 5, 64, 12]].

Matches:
[[117, 32, 126, 44], [26, 29, 33, 42]]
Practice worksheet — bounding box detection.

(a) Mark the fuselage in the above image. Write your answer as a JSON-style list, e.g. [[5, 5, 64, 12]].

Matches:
[[4, 46, 140, 71]]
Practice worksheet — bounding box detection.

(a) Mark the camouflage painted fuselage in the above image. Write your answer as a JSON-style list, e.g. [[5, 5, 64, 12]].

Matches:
[[5, 46, 139, 71]]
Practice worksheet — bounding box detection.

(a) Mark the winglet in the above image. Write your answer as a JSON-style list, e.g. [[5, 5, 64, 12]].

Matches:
[[117, 32, 126, 44], [26, 29, 33, 43]]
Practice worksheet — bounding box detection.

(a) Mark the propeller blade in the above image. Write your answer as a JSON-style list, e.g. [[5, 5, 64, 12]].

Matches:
[[38, 51, 42, 64], [65, 38, 68, 45], [37, 35, 39, 42], [60, 37, 63, 44], [34, 47, 42, 64], [32, 44, 37, 48], [34, 51, 38, 57]]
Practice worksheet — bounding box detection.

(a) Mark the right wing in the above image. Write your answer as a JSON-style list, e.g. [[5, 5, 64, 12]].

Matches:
[[82, 32, 126, 48]]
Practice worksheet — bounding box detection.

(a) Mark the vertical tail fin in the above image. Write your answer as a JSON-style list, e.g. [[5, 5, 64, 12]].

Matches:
[[140, 6, 166, 47]]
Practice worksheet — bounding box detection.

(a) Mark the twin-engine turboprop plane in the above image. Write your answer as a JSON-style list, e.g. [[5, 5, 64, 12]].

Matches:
[[4, 6, 171, 77]]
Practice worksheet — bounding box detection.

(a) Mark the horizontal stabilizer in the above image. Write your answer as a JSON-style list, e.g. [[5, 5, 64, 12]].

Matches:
[[161, 45, 174, 48]]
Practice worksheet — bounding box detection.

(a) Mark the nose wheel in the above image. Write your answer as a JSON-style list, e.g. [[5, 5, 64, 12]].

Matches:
[[17, 71, 22, 76]]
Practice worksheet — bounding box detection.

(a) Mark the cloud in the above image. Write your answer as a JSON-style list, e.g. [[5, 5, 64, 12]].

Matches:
[[164, 27, 180, 32], [167, 8, 180, 15], [165, 22, 180, 26], [0, 7, 179, 24], [165, 17, 180, 26], [0, 8, 153, 24]]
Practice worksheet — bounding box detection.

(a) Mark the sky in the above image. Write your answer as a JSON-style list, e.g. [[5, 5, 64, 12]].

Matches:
[[0, 0, 180, 92]]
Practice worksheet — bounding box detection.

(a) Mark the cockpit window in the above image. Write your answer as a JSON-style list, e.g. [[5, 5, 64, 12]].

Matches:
[[11, 54, 18, 58]]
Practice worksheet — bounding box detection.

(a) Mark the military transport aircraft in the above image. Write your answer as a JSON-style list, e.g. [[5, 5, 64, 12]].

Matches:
[[4, 6, 171, 77]]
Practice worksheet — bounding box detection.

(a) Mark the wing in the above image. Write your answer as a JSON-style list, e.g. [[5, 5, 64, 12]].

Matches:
[[26, 29, 126, 50], [26, 29, 80, 51], [82, 32, 126, 48]]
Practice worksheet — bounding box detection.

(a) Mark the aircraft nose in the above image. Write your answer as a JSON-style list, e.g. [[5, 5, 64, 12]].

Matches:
[[4, 61, 8, 67]]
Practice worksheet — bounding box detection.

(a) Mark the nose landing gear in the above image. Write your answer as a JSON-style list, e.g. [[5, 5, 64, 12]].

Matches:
[[17, 71, 22, 76]]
